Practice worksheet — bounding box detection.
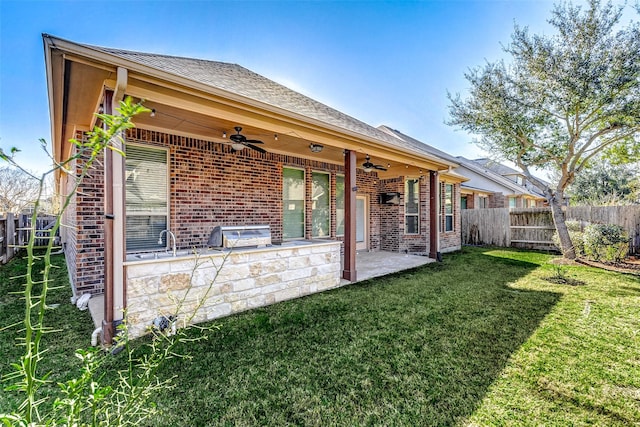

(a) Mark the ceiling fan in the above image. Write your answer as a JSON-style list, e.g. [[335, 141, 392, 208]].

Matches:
[[229, 126, 266, 153], [362, 155, 387, 172]]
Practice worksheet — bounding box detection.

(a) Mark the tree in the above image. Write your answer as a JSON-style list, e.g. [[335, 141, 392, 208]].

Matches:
[[567, 158, 640, 205], [0, 166, 41, 214], [448, 0, 640, 259]]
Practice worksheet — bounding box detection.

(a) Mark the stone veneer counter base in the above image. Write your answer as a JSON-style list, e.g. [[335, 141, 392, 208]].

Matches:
[[124, 241, 342, 338]]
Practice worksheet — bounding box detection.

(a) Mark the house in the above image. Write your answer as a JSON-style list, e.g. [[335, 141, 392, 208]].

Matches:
[[470, 158, 547, 208], [377, 127, 546, 210], [43, 35, 467, 340]]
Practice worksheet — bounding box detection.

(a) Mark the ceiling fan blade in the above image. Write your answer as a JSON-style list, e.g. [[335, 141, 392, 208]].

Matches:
[[245, 139, 264, 144], [246, 143, 267, 154], [374, 165, 387, 171]]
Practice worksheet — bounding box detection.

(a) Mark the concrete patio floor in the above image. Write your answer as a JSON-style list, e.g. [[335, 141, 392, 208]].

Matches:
[[343, 250, 436, 284], [88, 250, 435, 329]]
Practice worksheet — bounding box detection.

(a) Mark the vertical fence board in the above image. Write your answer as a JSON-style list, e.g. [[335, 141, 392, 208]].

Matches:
[[0, 216, 6, 263], [461, 208, 511, 247], [6, 213, 15, 262]]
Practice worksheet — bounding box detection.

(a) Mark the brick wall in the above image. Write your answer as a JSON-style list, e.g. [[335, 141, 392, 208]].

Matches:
[[62, 132, 107, 295], [379, 176, 431, 254], [379, 178, 403, 252], [489, 192, 505, 208], [356, 171, 381, 251]]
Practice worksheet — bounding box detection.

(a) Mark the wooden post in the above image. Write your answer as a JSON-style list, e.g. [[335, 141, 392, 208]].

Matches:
[[6, 213, 15, 262], [429, 171, 441, 261], [342, 150, 357, 281]]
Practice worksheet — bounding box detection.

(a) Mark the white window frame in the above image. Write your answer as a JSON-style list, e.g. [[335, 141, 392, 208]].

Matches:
[[124, 142, 169, 252], [444, 183, 454, 232], [405, 178, 420, 235]]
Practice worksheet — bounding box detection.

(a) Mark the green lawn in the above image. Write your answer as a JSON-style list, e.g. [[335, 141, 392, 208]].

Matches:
[[1, 247, 639, 426]]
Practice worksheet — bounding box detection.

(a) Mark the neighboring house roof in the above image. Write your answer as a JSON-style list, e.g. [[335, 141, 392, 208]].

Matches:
[[472, 158, 548, 197], [377, 125, 461, 164], [473, 158, 522, 177], [376, 125, 469, 181], [56, 38, 457, 167], [455, 156, 540, 197]]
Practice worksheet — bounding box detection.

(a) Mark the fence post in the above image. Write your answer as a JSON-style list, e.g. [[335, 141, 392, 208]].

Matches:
[[6, 212, 15, 261]]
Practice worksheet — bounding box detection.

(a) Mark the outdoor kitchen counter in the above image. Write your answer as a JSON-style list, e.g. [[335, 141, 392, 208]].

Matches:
[[124, 240, 342, 338], [124, 239, 334, 264]]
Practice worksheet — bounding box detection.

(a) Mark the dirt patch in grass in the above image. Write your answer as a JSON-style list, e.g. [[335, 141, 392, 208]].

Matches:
[[543, 276, 586, 286], [577, 256, 640, 276]]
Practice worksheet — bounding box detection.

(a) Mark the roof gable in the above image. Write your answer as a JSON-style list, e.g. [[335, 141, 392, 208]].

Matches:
[[84, 43, 425, 153]]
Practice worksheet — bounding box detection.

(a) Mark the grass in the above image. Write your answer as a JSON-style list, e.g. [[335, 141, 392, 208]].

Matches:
[[1, 247, 639, 425]]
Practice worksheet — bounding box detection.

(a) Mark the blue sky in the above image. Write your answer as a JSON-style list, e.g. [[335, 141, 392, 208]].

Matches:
[[0, 0, 621, 174]]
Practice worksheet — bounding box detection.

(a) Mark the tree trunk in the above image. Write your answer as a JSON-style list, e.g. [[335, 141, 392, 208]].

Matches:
[[547, 188, 576, 259]]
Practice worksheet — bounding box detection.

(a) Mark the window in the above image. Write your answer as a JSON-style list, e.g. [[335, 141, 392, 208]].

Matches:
[[509, 197, 517, 208], [461, 195, 468, 210], [125, 144, 168, 252], [405, 178, 419, 234], [312, 172, 330, 237], [478, 196, 488, 209], [283, 168, 305, 239], [336, 175, 344, 236], [444, 183, 454, 232]]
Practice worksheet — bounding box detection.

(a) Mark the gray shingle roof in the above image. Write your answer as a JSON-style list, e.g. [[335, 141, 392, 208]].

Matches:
[[470, 158, 547, 197], [472, 158, 522, 176], [77, 42, 451, 162], [377, 126, 461, 165]]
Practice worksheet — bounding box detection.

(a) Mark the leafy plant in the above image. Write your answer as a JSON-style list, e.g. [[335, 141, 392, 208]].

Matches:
[[552, 220, 587, 257], [0, 97, 225, 426], [448, 0, 640, 259], [582, 223, 630, 263]]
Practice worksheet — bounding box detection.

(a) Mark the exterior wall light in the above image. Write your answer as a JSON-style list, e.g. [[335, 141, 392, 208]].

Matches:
[[309, 143, 323, 153]]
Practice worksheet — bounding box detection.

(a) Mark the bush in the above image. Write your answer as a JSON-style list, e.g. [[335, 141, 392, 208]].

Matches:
[[552, 220, 586, 256], [582, 224, 629, 263]]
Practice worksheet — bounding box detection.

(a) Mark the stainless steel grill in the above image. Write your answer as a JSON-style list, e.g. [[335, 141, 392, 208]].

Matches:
[[207, 224, 271, 249]]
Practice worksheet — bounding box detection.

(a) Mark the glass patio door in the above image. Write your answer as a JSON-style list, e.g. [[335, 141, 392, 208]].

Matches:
[[356, 196, 368, 251]]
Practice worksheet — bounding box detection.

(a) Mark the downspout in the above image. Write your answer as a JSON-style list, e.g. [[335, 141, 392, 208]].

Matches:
[[102, 67, 127, 346]]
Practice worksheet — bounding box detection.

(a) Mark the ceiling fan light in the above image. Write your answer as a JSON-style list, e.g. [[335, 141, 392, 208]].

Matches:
[[231, 142, 245, 150], [363, 166, 373, 173]]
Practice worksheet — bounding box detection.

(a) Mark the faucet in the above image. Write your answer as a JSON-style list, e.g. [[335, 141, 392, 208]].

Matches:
[[158, 229, 177, 257]]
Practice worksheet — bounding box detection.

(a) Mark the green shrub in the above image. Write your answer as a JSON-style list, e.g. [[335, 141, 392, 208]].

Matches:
[[552, 220, 586, 256], [582, 223, 629, 263]]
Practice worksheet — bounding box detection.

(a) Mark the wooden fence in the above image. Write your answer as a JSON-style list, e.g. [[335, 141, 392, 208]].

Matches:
[[0, 213, 58, 264], [462, 206, 640, 254]]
